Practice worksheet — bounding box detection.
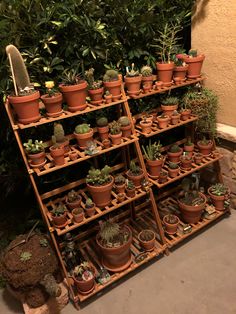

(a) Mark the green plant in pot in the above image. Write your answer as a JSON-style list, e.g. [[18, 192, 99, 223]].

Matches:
[[41, 81, 63, 118], [171, 110, 180, 125], [84, 198, 96, 217], [180, 153, 192, 170], [197, 136, 213, 156], [96, 117, 109, 141], [140, 65, 153, 92], [163, 214, 180, 235], [168, 162, 180, 178], [183, 49, 205, 79], [140, 116, 153, 134], [103, 69, 121, 101], [51, 203, 68, 228], [124, 63, 142, 97], [59, 69, 88, 112], [118, 116, 132, 138], [72, 207, 84, 224], [161, 96, 179, 117], [96, 221, 132, 272], [173, 55, 188, 81], [66, 189, 82, 210], [24, 139, 46, 168], [142, 140, 163, 178], [126, 180, 136, 197], [109, 120, 122, 145], [85, 68, 104, 105], [114, 174, 126, 194], [138, 229, 155, 251], [52, 123, 70, 153], [157, 113, 169, 129], [208, 183, 230, 211], [126, 160, 144, 187], [167, 144, 183, 163], [50, 124, 67, 166], [73, 262, 95, 294], [180, 102, 191, 121], [184, 137, 194, 157], [104, 90, 112, 104], [74, 123, 94, 150], [86, 166, 114, 208]]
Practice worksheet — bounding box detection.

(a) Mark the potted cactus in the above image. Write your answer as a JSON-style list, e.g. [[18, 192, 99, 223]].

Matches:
[[171, 110, 180, 125], [51, 203, 68, 228], [208, 183, 230, 211], [180, 103, 191, 121], [197, 137, 213, 156], [85, 68, 104, 105], [59, 69, 88, 112], [180, 153, 192, 170], [86, 166, 114, 208], [167, 144, 183, 163], [72, 207, 84, 223], [114, 174, 126, 194], [163, 214, 180, 234], [161, 96, 179, 117], [140, 116, 153, 134], [49, 131, 66, 166], [41, 81, 63, 117], [74, 124, 94, 150], [159, 169, 168, 184], [168, 162, 180, 178], [73, 262, 95, 294], [157, 113, 169, 129], [194, 152, 203, 164], [124, 63, 142, 97], [142, 140, 163, 178], [184, 138, 194, 157], [138, 229, 155, 251], [96, 221, 132, 271], [126, 160, 144, 187], [96, 117, 109, 141], [118, 116, 132, 138], [117, 193, 126, 203], [104, 91, 112, 104], [102, 138, 111, 149], [183, 49, 205, 79], [103, 69, 122, 101], [173, 55, 188, 81], [126, 180, 136, 197], [84, 198, 96, 217], [23, 139, 46, 167], [109, 120, 122, 145], [52, 123, 70, 153], [140, 65, 153, 91], [66, 190, 82, 210]]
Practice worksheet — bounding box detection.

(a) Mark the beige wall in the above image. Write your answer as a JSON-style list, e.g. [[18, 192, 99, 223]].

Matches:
[[192, 0, 236, 127]]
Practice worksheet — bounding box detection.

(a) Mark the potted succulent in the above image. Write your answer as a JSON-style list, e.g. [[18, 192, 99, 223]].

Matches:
[[96, 221, 132, 271], [74, 124, 94, 150], [84, 198, 96, 217], [102, 138, 111, 149], [178, 178, 207, 223], [59, 69, 88, 112], [197, 137, 213, 156], [41, 81, 63, 117], [85, 68, 104, 105], [104, 91, 112, 104], [23, 139, 46, 167], [96, 117, 109, 141], [126, 180, 136, 197], [180, 153, 192, 170], [163, 214, 180, 235], [72, 207, 84, 223], [167, 144, 183, 163], [51, 203, 68, 228], [138, 229, 155, 251], [208, 183, 230, 211], [109, 120, 122, 145], [170, 110, 180, 125], [184, 138, 194, 157], [124, 63, 142, 97], [117, 193, 126, 203], [168, 162, 180, 178], [126, 161, 144, 187], [159, 169, 168, 183], [86, 165, 114, 208], [140, 116, 153, 134], [194, 152, 203, 164], [103, 69, 122, 101], [52, 123, 70, 153], [183, 49, 205, 79], [50, 133, 65, 166], [157, 113, 169, 129], [73, 262, 95, 294], [180, 105, 191, 121], [142, 140, 163, 178], [114, 174, 126, 194], [118, 116, 132, 138], [66, 190, 82, 210], [140, 65, 153, 91], [173, 55, 188, 81], [161, 96, 179, 117]]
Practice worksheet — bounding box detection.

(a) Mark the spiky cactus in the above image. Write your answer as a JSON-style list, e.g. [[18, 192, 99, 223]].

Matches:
[[140, 65, 153, 77], [86, 165, 111, 186], [109, 121, 121, 135], [75, 123, 90, 134], [97, 117, 108, 127], [142, 140, 162, 161], [51, 123, 66, 147], [103, 69, 119, 82], [188, 49, 198, 57], [118, 116, 130, 127]]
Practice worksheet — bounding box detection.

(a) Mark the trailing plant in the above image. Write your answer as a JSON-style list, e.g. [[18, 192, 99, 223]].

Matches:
[[97, 117, 108, 127], [125, 63, 139, 77], [140, 65, 152, 77], [85, 68, 102, 90], [103, 69, 119, 82], [118, 116, 130, 127], [129, 160, 142, 175], [75, 124, 90, 134], [169, 144, 181, 153], [142, 140, 162, 161], [162, 96, 179, 106], [109, 121, 121, 135], [20, 251, 32, 262], [23, 139, 45, 154], [114, 174, 125, 185], [51, 203, 67, 216], [210, 183, 228, 196], [67, 190, 80, 203], [86, 165, 111, 186], [164, 214, 178, 224]]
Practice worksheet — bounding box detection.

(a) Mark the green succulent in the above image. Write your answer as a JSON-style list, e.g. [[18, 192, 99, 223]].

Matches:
[[142, 140, 162, 161], [210, 183, 228, 196], [126, 63, 139, 77], [162, 96, 179, 106], [168, 162, 179, 169], [109, 121, 121, 135], [86, 165, 111, 186], [97, 117, 108, 127], [85, 198, 94, 208], [118, 116, 130, 127], [52, 203, 67, 216], [67, 190, 79, 202], [129, 160, 142, 175], [114, 174, 125, 185], [61, 69, 82, 85], [23, 139, 45, 154], [126, 180, 135, 190], [169, 144, 181, 153], [75, 124, 90, 134], [188, 49, 198, 57], [103, 69, 119, 82], [140, 65, 153, 77], [20, 251, 32, 262]]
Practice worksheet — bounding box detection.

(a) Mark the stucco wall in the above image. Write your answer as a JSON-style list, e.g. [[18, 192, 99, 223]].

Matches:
[[192, 0, 236, 127]]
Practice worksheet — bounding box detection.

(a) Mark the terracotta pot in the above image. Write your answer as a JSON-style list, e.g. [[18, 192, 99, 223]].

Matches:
[[74, 129, 94, 150], [72, 208, 84, 223], [171, 114, 180, 125], [143, 85, 150, 94], [126, 169, 144, 187], [87, 176, 114, 208], [161, 104, 178, 117], [121, 125, 132, 138], [59, 81, 88, 112], [51, 211, 67, 228], [157, 116, 169, 129], [180, 156, 192, 170], [163, 215, 180, 234], [155, 81, 163, 90], [208, 187, 228, 211], [97, 125, 109, 141], [50, 145, 65, 166], [142, 76, 153, 91], [115, 183, 126, 194], [104, 80, 122, 101], [138, 230, 155, 251], [159, 171, 168, 184], [184, 54, 205, 79], [69, 151, 78, 161], [197, 140, 213, 156], [88, 87, 104, 104], [8, 91, 40, 124], [168, 166, 180, 178], [85, 205, 96, 217], [28, 151, 46, 167], [41, 93, 63, 117], [173, 65, 188, 80], [126, 187, 136, 198], [140, 120, 152, 134], [167, 148, 183, 163], [117, 193, 126, 203], [102, 139, 111, 149], [156, 62, 174, 86], [96, 225, 132, 272], [60, 138, 70, 154], [110, 132, 122, 145], [124, 75, 142, 96], [178, 192, 207, 223], [141, 114, 153, 122], [194, 153, 203, 164], [146, 158, 163, 178], [104, 95, 112, 104], [184, 144, 194, 157], [66, 195, 82, 210], [73, 274, 95, 294], [181, 109, 191, 121], [173, 77, 182, 85]]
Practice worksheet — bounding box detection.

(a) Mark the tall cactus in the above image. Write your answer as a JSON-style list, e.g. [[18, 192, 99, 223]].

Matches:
[[52, 123, 65, 145]]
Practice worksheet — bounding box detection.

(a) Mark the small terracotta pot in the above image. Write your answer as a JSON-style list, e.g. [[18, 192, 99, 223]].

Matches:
[[146, 158, 163, 178], [51, 211, 67, 228], [173, 77, 182, 85], [141, 114, 153, 122], [126, 169, 144, 187], [161, 104, 178, 117], [208, 187, 229, 211], [97, 125, 109, 141], [156, 62, 174, 86], [121, 124, 132, 138], [197, 140, 213, 156], [163, 215, 180, 234], [194, 153, 203, 164], [72, 208, 84, 223], [110, 132, 122, 145], [168, 166, 180, 178], [87, 176, 114, 208], [88, 87, 104, 104], [66, 195, 82, 210], [50, 145, 65, 166], [117, 193, 126, 203], [173, 65, 188, 80], [171, 114, 180, 125], [41, 93, 63, 117], [102, 139, 111, 149], [85, 205, 96, 217], [28, 151, 46, 167], [159, 171, 168, 183], [140, 120, 152, 134], [114, 183, 126, 194], [74, 129, 94, 150], [104, 80, 122, 101], [142, 75, 153, 91], [104, 94, 112, 104], [143, 85, 150, 94], [184, 55, 205, 79], [69, 151, 78, 161], [155, 81, 163, 90], [180, 156, 192, 170], [167, 148, 183, 163], [184, 144, 194, 157], [178, 192, 207, 223], [157, 116, 169, 129], [126, 187, 136, 198], [181, 109, 191, 121], [60, 138, 70, 154], [73, 274, 95, 294], [138, 230, 155, 251], [124, 75, 142, 96], [59, 81, 88, 112]]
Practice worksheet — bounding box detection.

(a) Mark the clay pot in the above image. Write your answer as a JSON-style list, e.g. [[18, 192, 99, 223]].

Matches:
[[102, 139, 111, 149], [157, 116, 169, 129], [173, 77, 182, 85], [140, 120, 152, 134], [184, 55, 205, 79], [74, 128, 94, 150], [208, 187, 229, 211], [156, 62, 174, 86], [50, 145, 65, 166], [41, 93, 63, 117], [84, 204, 96, 217], [88, 87, 104, 105], [73, 274, 95, 294], [141, 114, 153, 122], [146, 158, 163, 178], [126, 169, 144, 187], [197, 140, 213, 156], [167, 148, 183, 163], [104, 94, 113, 104], [28, 151, 46, 167], [163, 215, 180, 234], [168, 166, 180, 178], [69, 151, 78, 161], [178, 192, 207, 223], [60, 138, 70, 154], [171, 114, 180, 125], [121, 124, 132, 138], [155, 81, 163, 90], [51, 211, 67, 228], [72, 208, 84, 223], [66, 195, 82, 210], [117, 193, 126, 203], [161, 104, 178, 117], [180, 109, 191, 121], [96, 225, 132, 272], [8, 91, 40, 124], [184, 144, 194, 157], [173, 65, 188, 80], [194, 153, 203, 164], [97, 125, 109, 141], [126, 187, 136, 198], [138, 230, 155, 251], [180, 156, 192, 170], [142, 76, 153, 91], [159, 171, 168, 183], [114, 183, 126, 194], [110, 132, 122, 145], [103, 80, 122, 101], [59, 81, 88, 112], [124, 75, 142, 96], [143, 85, 150, 94], [87, 176, 114, 208]]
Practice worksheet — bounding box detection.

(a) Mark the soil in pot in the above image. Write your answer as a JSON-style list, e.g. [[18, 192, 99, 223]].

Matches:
[[73, 264, 95, 294], [114, 174, 126, 194], [208, 184, 229, 211], [59, 81, 88, 112], [156, 62, 174, 86], [138, 229, 155, 251], [41, 93, 63, 117], [124, 75, 142, 96], [168, 163, 180, 178], [72, 208, 84, 223], [51, 211, 68, 228], [163, 214, 180, 235], [126, 164, 144, 188], [87, 176, 114, 208], [50, 145, 65, 166], [178, 192, 207, 223]]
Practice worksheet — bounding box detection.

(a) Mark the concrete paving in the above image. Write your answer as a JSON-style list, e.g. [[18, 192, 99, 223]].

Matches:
[[1, 210, 236, 314]]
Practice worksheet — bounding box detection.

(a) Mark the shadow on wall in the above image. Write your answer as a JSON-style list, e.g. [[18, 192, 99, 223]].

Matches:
[[192, 0, 210, 28]]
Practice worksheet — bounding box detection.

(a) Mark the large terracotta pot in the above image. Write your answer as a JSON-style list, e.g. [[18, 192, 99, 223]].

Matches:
[[156, 62, 174, 86], [208, 187, 229, 211], [121, 125, 132, 138], [41, 93, 63, 117], [163, 215, 180, 234], [173, 65, 188, 80], [87, 176, 114, 208], [197, 140, 213, 156], [28, 151, 46, 167], [97, 125, 109, 141], [161, 104, 178, 117], [104, 80, 122, 101], [59, 81, 88, 112], [178, 192, 207, 223], [138, 230, 155, 251], [8, 91, 40, 124], [142, 75, 154, 91], [167, 148, 183, 163], [184, 55, 205, 79], [124, 75, 142, 96], [88, 87, 104, 105], [50, 146, 65, 166], [126, 169, 144, 187], [96, 225, 132, 272], [74, 129, 94, 150], [146, 158, 163, 178], [73, 274, 95, 294]]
